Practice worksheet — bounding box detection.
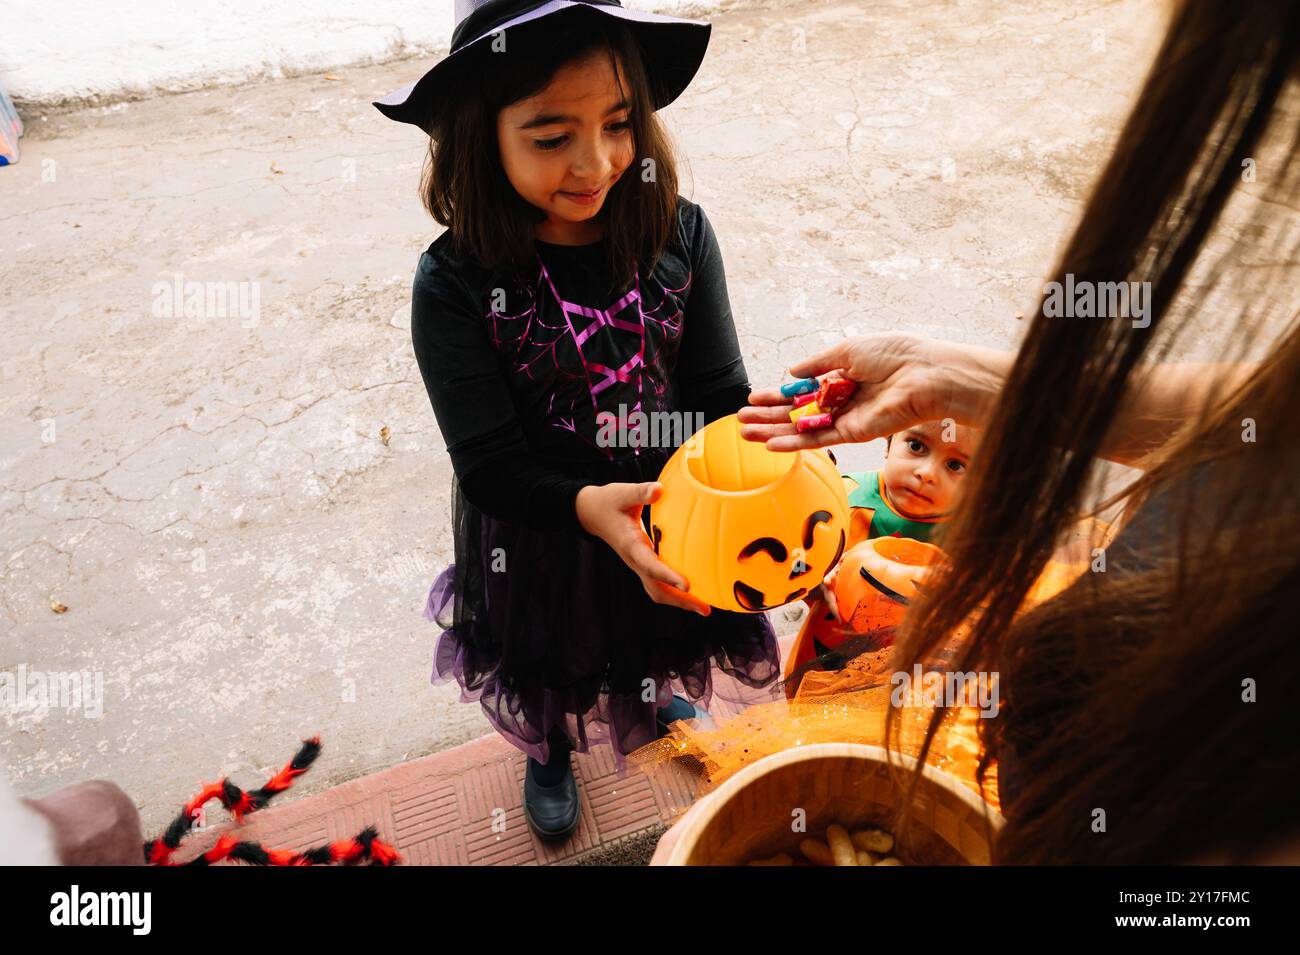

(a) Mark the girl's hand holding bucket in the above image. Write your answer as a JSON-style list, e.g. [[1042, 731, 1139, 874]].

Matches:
[[575, 482, 711, 616]]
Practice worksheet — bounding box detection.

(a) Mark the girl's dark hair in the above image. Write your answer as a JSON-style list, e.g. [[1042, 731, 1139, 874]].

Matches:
[[888, 0, 1300, 863], [421, 12, 680, 289]]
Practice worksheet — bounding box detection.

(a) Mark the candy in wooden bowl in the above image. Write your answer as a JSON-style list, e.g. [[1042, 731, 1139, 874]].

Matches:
[[664, 742, 1001, 866]]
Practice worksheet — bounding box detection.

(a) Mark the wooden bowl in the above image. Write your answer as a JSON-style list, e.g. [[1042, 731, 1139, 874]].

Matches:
[[664, 742, 1002, 866]]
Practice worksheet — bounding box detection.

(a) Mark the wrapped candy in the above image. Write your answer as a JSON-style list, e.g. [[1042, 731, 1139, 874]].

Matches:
[[780, 377, 819, 398], [795, 412, 833, 433], [817, 373, 857, 410]]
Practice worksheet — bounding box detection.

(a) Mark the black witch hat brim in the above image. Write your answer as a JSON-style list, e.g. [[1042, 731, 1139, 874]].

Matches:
[[373, 0, 712, 134]]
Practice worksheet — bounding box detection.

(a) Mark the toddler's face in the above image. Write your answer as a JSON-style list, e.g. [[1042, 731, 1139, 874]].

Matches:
[[496, 51, 636, 236], [881, 421, 977, 518]]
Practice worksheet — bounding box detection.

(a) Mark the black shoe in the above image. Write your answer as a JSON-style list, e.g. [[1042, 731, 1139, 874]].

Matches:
[[656, 694, 711, 739], [523, 755, 580, 841]]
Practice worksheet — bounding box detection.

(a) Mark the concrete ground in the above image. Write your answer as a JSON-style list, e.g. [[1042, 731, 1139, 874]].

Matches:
[[1, 0, 1166, 835]]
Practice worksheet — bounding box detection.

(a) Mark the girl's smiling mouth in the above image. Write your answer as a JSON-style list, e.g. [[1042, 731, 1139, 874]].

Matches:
[[559, 185, 605, 205]]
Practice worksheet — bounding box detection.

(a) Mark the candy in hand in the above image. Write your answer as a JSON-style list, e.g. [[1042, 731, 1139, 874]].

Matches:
[[796, 412, 833, 433], [780, 374, 855, 434], [780, 377, 819, 398], [816, 373, 857, 410], [789, 399, 823, 425]]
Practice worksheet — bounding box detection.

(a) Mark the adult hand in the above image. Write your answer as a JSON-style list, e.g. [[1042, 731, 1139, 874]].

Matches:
[[576, 482, 711, 616], [737, 333, 1010, 451]]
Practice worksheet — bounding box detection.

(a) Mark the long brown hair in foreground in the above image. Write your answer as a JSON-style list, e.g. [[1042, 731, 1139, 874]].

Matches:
[[888, 0, 1300, 863], [421, 10, 680, 291]]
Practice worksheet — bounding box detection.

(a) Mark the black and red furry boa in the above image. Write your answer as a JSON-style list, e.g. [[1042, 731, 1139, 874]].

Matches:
[[144, 736, 400, 866]]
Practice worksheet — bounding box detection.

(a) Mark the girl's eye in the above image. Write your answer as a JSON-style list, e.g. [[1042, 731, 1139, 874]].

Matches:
[[533, 120, 631, 150], [947, 459, 966, 473], [907, 438, 925, 454]]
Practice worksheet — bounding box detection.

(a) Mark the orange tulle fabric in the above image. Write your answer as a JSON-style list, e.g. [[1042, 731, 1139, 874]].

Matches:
[[631, 664, 1000, 811]]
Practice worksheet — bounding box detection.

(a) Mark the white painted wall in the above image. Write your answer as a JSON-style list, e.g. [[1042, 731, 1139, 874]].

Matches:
[[0, 0, 746, 107]]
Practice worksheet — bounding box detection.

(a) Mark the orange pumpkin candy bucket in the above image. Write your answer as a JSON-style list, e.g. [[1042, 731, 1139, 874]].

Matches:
[[649, 414, 849, 613], [832, 536, 947, 634]]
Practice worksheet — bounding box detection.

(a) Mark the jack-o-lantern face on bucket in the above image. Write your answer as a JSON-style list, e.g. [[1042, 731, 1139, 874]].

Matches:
[[731, 509, 844, 610], [649, 415, 849, 613]]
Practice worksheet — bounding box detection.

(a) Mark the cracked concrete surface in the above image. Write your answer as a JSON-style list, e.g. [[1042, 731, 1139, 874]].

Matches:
[[2, 0, 1168, 833]]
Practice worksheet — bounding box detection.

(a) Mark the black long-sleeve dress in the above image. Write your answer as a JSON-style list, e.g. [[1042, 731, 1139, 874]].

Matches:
[[413, 196, 781, 764]]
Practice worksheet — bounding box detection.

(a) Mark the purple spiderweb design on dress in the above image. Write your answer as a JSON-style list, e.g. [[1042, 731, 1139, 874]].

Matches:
[[484, 254, 691, 458]]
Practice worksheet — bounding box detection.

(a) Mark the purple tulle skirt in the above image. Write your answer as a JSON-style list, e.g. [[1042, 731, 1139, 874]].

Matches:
[[424, 458, 782, 767]]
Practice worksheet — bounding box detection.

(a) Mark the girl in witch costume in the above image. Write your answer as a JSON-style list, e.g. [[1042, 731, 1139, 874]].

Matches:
[[375, 0, 781, 840]]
